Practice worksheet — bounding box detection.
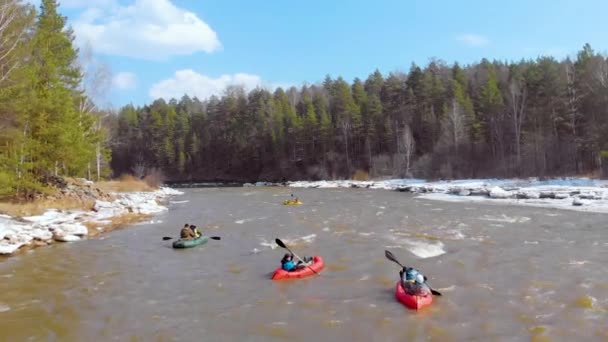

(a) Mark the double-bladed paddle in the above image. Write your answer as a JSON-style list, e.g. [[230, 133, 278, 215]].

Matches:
[[385, 250, 442, 296], [162, 236, 221, 241], [275, 238, 320, 276]]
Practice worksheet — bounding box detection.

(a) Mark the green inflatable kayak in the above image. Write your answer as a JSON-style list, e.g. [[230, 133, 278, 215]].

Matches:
[[172, 235, 209, 249]]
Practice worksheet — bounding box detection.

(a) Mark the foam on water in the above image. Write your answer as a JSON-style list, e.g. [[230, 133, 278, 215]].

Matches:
[[568, 260, 590, 266], [0, 304, 10, 312], [479, 214, 531, 223], [385, 236, 446, 258], [258, 234, 317, 250], [407, 240, 446, 258]]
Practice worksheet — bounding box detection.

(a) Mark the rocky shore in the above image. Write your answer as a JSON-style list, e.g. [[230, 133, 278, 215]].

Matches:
[[0, 181, 182, 255]]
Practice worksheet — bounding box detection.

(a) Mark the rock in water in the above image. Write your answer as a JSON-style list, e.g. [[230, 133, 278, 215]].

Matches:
[[489, 186, 512, 199], [572, 198, 584, 206], [54, 234, 81, 242], [458, 189, 471, 196]]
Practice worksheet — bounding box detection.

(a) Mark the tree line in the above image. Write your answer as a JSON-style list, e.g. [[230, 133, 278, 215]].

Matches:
[[111, 45, 608, 182], [2, 1, 607, 197], [0, 0, 109, 198]]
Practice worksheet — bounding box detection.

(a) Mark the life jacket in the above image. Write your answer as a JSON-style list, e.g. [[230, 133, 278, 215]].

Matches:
[[282, 260, 295, 271]]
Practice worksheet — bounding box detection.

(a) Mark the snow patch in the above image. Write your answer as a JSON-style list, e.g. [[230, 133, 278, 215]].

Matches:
[[0, 186, 182, 255], [288, 177, 608, 214]]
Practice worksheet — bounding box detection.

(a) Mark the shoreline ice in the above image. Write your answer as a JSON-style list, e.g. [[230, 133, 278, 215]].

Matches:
[[0, 187, 183, 255], [286, 178, 608, 214]]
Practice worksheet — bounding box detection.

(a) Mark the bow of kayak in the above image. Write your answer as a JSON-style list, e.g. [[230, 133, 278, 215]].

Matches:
[[172, 235, 209, 249], [271, 256, 324, 280], [395, 281, 433, 310]]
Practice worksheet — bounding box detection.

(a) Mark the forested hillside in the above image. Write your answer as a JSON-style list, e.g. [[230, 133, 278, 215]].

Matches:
[[2, 1, 607, 192], [110, 45, 608, 182], [0, 0, 109, 198]]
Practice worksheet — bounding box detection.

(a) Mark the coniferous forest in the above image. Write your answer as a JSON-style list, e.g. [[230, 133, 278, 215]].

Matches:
[[2, 1, 608, 199], [110, 45, 608, 183]]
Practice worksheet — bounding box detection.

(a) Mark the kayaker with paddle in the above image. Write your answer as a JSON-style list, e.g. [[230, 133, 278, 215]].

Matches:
[[385, 250, 442, 297], [281, 253, 313, 271], [180, 223, 196, 240], [400, 267, 431, 296], [190, 224, 201, 238]]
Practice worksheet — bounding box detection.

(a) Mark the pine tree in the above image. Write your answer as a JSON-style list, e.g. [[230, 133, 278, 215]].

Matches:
[[27, 0, 97, 178]]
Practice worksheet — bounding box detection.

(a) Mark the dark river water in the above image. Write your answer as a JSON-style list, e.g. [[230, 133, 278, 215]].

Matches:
[[1, 187, 607, 341]]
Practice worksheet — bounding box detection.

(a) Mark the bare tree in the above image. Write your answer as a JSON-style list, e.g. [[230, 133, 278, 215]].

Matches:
[[396, 123, 415, 177], [78, 42, 113, 181], [508, 74, 528, 171], [340, 121, 351, 174], [131, 153, 147, 179], [0, 0, 29, 84], [565, 61, 580, 172], [444, 99, 468, 151]]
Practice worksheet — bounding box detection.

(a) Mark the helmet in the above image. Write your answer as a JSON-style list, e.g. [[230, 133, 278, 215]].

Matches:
[[415, 273, 425, 284], [405, 267, 418, 281]]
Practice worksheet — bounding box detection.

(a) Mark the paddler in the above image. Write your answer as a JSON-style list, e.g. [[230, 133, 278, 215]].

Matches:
[[289, 194, 299, 204], [180, 223, 196, 239], [400, 267, 431, 296], [190, 224, 201, 238], [281, 253, 313, 271]]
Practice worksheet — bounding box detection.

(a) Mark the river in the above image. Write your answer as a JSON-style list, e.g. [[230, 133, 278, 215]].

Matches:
[[1, 187, 607, 341]]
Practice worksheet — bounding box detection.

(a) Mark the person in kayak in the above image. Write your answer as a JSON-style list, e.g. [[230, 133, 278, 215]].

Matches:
[[400, 267, 431, 296], [180, 223, 196, 239], [189, 224, 201, 238], [281, 253, 313, 271]]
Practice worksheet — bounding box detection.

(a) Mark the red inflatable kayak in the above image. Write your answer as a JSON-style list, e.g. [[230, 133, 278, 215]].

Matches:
[[271, 256, 324, 280], [395, 281, 433, 310]]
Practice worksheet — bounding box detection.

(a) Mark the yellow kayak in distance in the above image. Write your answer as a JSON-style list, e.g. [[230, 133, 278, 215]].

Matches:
[[283, 200, 303, 205]]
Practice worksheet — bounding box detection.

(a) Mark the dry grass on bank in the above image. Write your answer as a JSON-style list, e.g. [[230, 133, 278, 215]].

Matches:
[[351, 169, 370, 181], [95, 174, 156, 193], [0, 196, 95, 217]]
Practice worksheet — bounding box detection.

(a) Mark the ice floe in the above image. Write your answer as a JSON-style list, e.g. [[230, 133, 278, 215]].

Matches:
[[0, 187, 182, 255], [287, 178, 608, 214]]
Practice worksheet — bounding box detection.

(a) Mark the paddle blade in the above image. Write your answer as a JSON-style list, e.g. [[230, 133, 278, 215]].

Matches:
[[430, 289, 442, 296], [162, 237, 173, 240], [210, 236, 221, 240], [275, 238, 287, 249], [384, 250, 404, 268]]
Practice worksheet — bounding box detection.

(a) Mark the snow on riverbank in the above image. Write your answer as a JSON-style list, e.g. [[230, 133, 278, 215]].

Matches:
[[0, 187, 183, 255], [287, 178, 608, 214]]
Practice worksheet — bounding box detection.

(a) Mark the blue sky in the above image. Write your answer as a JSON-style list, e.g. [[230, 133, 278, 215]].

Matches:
[[45, 0, 608, 108]]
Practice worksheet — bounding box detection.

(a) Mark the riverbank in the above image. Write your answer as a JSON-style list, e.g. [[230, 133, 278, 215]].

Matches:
[[0, 180, 182, 256], [286, 178, 608, 214]]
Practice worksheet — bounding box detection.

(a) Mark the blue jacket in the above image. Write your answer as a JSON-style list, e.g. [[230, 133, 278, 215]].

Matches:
[[282, 260, 295, 271]]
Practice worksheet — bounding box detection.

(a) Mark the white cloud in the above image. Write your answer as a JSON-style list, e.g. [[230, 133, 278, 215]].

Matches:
[[62, 0, 118, 8], [73, 0, 221, 60], [112, 72, 137, 90], [150, 70, 282, 100], [456, 33, 489, 47], [26, 0, 115, 9]]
